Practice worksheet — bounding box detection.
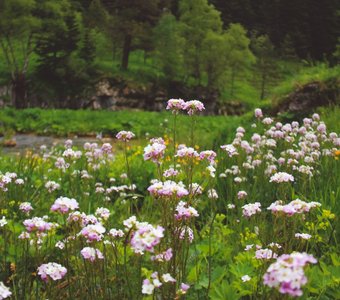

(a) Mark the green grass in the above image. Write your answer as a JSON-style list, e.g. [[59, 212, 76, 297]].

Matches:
[[270, 63, 340, 103], [0, 108, 245, 148]]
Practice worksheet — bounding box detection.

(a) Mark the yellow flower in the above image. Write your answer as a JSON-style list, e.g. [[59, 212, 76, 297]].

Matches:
[[334, 150, 340, 160]]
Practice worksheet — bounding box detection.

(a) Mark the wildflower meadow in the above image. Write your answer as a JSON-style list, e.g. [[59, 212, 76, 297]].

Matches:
[[0, 99, 339, 299]]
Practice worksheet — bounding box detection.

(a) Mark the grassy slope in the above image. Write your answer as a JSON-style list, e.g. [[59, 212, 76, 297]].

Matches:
[[0, 108, 245, 148]]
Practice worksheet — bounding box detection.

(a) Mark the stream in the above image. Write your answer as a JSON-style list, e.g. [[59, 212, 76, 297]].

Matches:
[[0, 134, 111, 154]]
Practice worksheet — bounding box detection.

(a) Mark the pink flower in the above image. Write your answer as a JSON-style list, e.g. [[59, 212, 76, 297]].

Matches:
[[81, 247, 104, 262], [177, 283, 190, 295], [163, 168, 179, 178], [51, 197, 79, 214], [263, 252, 317, 297], [166, 98, 185, 112], [269, 172, 294, 183], [220, 144, 238, 157], [178, 226, 194, 243], [199, 150, 216, 164], [45, 181, 60, 193], [95, 207, 110, 221], [242, 202, 261, 218], [142, 279, 155, 295], [151, 248, 173, 262], [23, 217, 54, 232], [255, 248, 277, 260], [176, 146, 199, 159], [19, 202, 33, 214], [130, 223, 164, 254], [254, 108, 263, 118], [79, 223, 106, 242], [183, 100, 205, 115], [37, 262, 67, 282], [109, 228, 124, 238], [237, 191, 247, 200], [148, 180, 189, 198], [144, 140, 166, 163], [175, 201, 199, 220], [101, 143, 112, 154], [116, 131, 135, 141]]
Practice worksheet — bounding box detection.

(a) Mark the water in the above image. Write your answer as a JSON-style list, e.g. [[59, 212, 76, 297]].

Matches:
[[0, 134, 112, 154]]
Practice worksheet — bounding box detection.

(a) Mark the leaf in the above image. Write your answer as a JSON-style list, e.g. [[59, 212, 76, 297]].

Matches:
[[209, 282, 240, 300]]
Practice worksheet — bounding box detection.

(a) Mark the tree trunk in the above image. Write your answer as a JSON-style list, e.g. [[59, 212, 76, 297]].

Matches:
[[230, 68, 236, 97], [260, 72, 266, 100], [121, 34, 132, 70], [12, 73, 27, 109]]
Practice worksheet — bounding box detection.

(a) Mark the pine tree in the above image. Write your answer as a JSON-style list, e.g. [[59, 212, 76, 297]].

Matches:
[[179, 0, 223, 84], [153, 12, 185, 80]]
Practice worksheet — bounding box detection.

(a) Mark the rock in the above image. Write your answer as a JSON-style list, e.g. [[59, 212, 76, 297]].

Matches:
[[217, 101, 246, 116], [274, 79, 340, 115], [2, 139, 17, 147]]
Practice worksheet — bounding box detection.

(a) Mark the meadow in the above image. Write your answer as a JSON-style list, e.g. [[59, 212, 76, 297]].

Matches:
[[0, 99, 339, 299]]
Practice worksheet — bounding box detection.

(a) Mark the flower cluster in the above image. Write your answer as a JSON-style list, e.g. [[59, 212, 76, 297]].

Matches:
[[166, 98, 185, 112], [116, 131, 135, 142], [143, 138, 166, 163], [176, 145, 199, 159], [19, 202, 33, 214], [45, 181, 60, 193], [129, 222, 164, 254], [255, 248, 278, 260], [23, 216, 55, 232], [150, 248, 173, 262], [166, 98, 205, 115], [142, 272, 177, 295], [267, 199, 321, 216], [242, 202, 261, 218], [51, 197, 79, 214], [37, 262, 67, 282], [270, 172, 295, 183], [79, 223, 106, 242], [147, 180, 189, 199], [81, 247, 104, 262], [263, 252, 317, 297], [175, 201, 199, 220]]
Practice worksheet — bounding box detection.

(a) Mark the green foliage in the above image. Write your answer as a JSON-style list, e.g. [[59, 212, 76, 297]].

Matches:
[[251, 33, 278, 99], [224, 23, 255, 97], [152, 13, 185, 80], [200, 31, 229, 89], [0, 108, 243, 148], [271, 63, 340, 105], [34, 2, 98, 105], [179, 0, 223, 84]]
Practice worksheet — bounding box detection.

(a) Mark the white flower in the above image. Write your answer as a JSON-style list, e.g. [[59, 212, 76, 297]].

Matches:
[[0, 282, 11, 299], [162, 273, 176, 283], [241, 275, 251, 282], [0, 216, 7, 227]]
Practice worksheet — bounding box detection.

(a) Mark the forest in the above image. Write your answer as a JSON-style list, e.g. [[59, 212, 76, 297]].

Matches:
[[0, 0, 339, 110]]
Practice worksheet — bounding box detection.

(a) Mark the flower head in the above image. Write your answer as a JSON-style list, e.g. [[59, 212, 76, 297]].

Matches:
[[0, 282, 11, 299], [166, 98, 185, 113], [51, 197, 79, 214], [183, 100, 205, 115], [37, 262, 67, 282], [116, 131, 135, 142], [81, 247, 104, 262]]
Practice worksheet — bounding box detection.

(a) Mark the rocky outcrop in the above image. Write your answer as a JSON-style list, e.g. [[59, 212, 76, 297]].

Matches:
[[85, 79, 221, 114], [274, 78, 340, 115], [0, 78, 231, 114]]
